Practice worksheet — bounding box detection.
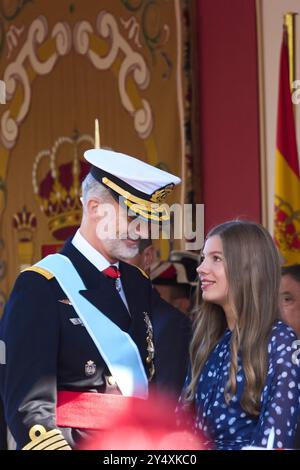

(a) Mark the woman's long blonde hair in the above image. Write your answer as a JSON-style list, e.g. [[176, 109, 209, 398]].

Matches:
[[185, 220, 280, 416]]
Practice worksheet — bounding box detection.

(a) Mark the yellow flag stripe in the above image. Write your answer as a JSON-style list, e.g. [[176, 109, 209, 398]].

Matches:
[[275, 148, 300, 202]]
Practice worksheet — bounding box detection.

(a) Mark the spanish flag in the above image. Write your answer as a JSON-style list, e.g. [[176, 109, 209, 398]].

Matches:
[[274, 27, 300, 263]]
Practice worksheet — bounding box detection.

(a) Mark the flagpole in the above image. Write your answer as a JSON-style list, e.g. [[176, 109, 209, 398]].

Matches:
[[94, 118, 100, 149], [256, 0, 268, 228], [283, 12, 297, 92]]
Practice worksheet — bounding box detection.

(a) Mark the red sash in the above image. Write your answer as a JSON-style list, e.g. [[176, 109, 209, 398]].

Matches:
[[56, 391, 137, 430]]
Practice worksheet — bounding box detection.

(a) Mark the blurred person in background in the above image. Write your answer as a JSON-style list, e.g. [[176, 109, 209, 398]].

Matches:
[[279, 264, 300, 338], [150, 250, 198, 316], [279, 265, 300, 449], [125, 238, 156, 276]]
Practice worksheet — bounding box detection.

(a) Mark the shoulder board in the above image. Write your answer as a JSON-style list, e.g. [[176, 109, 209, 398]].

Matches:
[[132, 265, 149, 279], [22, 266, 54, 280]]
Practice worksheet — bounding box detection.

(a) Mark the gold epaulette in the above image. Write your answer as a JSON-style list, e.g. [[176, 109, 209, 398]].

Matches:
[[133, 265, 149, 279], [22, 266, 54, 280], [22, 425, 71, 450]]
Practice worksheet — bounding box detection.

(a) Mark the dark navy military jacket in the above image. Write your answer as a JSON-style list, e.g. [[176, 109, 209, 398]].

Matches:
[[0, 241, 190, 449]]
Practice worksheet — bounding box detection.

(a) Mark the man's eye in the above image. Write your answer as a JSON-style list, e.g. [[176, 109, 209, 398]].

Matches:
[[127, 215, 138, 223]]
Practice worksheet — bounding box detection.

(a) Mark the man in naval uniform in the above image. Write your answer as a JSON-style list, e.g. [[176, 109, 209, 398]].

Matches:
[[0, 148, 190, 450]]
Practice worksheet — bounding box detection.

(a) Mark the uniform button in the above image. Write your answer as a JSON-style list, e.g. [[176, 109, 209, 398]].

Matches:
[[107, 375, 116, 386]]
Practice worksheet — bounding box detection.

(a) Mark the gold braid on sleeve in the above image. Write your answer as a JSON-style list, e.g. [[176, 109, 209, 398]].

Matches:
[[22, 425, 71, 450]]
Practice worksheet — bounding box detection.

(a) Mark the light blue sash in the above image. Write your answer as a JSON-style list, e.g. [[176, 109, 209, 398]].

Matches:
[[36, 254, 148, 399]]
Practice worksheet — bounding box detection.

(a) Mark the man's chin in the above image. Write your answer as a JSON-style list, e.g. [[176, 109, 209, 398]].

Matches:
[[122, 243, 139, 258]]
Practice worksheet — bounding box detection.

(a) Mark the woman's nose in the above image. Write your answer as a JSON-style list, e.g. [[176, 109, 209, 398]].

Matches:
[[197, 260, 208, 275]]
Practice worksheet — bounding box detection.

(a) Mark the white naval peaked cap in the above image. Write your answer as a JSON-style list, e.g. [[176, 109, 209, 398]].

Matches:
[[84, 148, 181, 222]]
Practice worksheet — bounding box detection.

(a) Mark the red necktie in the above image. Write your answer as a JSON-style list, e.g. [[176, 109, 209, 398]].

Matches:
[[102, 266, 121, 279]]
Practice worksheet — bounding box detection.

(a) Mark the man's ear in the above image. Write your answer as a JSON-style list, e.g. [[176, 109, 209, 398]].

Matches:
[[86, 198, 100, 219]]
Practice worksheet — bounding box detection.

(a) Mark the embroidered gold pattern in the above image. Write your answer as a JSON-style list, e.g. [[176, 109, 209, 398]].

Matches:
[[133, 265, 149, 279], [22, 425, 71, 450], [150, 184, 174, 203], [22, 266, 54, 280], [124, 199, 170, 222], [102, 177, 172, 221]]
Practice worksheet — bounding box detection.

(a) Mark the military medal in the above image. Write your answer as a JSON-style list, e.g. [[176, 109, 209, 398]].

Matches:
[[85, 360, 96, 376], [143, 312, 155, 381], [115, 277, 122, 293], [58, 299, 72, 305]]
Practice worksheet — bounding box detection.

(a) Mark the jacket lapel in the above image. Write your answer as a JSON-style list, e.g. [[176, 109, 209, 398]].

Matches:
[[60, 241, 153, 377], [79, 283, 131, 332]]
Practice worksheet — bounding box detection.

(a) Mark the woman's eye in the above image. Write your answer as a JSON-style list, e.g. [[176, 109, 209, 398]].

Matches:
[[199, 255, 205, 263], [213, 255, 221, 262]]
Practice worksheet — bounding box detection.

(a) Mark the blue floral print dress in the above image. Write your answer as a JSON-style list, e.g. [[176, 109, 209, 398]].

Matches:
[[177, 321, 300, 449]]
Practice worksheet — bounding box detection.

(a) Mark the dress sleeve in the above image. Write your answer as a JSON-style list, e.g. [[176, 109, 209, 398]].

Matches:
[[0, 272, 71, 450], [251, 326, 300, 449]]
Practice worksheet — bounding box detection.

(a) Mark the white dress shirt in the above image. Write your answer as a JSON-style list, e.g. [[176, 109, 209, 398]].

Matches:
[[72, 230, 129, 311]]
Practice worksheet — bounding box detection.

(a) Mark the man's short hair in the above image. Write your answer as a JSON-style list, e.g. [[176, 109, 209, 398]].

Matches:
[[281, 264, 300, 284], [81, 173, 112, 205]]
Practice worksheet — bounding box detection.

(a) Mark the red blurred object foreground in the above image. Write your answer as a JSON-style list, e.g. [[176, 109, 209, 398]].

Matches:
[[79, 393, 204, 450]]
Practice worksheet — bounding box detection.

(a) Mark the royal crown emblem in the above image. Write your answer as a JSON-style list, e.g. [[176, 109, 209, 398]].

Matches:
[[32, 131, 93, 241], [12, 206, 37, 269], [274, 195, 300, 260]]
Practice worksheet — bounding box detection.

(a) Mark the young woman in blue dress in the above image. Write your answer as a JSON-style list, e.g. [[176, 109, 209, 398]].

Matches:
[[177, 220, 300, 449]]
